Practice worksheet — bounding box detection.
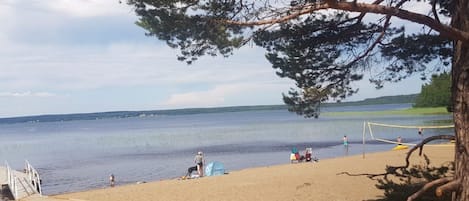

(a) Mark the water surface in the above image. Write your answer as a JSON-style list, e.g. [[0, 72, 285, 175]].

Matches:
[[0, 104, 453, 194]]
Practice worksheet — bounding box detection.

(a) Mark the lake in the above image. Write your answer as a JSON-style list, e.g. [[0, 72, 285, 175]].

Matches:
[[0, 104, 453, 195]]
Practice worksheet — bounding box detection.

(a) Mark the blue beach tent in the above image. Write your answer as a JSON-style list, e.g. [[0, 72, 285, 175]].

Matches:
[[204, 161, 225, 176]]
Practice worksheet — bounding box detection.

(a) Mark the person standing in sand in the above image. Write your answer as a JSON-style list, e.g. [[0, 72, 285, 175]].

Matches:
[[343, 135, 349, 155], [343, 135, 348, 147], [194, 151, 205, 177], [109, 174, 115, 187]]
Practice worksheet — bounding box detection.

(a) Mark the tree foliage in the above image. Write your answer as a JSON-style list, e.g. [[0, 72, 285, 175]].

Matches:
[[126, 0, 455, 117], [414, 72, 452, 109]]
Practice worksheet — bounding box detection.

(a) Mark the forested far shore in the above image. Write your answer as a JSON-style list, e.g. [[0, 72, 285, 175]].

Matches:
[[0, 94, 418, 124]]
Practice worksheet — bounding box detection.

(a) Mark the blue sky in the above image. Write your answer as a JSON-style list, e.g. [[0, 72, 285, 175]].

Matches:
[[0, 0, 427, 118]]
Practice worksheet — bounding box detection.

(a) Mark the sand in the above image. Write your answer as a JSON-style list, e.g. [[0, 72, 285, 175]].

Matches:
[[46, 146, 454, 201]]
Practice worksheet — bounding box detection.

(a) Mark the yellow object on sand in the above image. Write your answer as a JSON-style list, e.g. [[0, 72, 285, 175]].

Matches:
[[392, 145, 409, 150], [290, 153, 296, 161]]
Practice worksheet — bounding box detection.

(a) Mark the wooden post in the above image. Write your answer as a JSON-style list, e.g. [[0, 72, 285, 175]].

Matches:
[[362, 121, 366, 159]]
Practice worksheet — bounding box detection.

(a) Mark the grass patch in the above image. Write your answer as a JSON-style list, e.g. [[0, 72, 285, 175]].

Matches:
[[324, 107, 450, 116]]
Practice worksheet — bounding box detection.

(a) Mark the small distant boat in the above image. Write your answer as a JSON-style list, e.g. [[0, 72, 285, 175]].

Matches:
[[392, 144, 409, 150]]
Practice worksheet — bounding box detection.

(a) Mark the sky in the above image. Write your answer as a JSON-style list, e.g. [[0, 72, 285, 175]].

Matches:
[[0, 0, 428, 118]]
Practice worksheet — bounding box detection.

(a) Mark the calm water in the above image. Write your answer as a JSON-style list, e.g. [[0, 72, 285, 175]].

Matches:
[[0, 104, 453, 195]]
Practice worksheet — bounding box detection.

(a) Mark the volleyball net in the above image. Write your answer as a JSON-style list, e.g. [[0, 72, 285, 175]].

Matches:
[[362, 121, 454, 147]]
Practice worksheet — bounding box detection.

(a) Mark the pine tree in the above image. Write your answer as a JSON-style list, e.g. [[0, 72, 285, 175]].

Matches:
[[126, 1, 469, 200]]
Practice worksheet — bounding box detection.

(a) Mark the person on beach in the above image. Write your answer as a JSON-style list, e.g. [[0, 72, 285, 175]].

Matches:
[[305, 148, 312, 162], [343, 135, 349, 155], [418, 128, 423, 136], [194, 151, 205, 177], [397, 136, 402, 145], [183, 166, 198, 179], [290, 147, 303, 163], [109, 174, 115, 187]]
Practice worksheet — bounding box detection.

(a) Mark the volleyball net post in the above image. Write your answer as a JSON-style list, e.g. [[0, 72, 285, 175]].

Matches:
[[362, 121, 366, 159]]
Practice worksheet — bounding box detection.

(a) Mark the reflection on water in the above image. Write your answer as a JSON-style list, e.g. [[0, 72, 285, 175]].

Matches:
[[0, 104, 453, 195]]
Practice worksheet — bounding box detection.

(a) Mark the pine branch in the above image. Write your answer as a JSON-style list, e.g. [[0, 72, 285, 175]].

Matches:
[[406, 177, 453, 201], [435, 179, 461, 197], [401, 135, 455, 170], [344, 15, 391, 68], [222, 2, 469, 42]]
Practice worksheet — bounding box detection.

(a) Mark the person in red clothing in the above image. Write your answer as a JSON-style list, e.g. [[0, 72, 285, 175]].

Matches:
[[305, 148, 312, 162]]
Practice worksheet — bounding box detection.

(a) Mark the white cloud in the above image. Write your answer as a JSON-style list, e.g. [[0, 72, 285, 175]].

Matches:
[[402, 1, 431, 16], [0, 40, 279, 90], [162, 84, 244, 107], [0, 1, 16, 33], [161, 81, 291, 108], [0, 0, 428, 117], [0, 91, 57, 97], [45, 0, 131, 18]]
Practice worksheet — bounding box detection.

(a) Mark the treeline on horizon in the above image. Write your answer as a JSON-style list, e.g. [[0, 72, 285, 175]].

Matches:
[[0, 94, 418, 124]]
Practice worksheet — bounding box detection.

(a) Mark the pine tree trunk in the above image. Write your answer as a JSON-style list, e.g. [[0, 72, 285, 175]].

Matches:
[[452, 48, 469, 201], [451, 0, 469, 200]]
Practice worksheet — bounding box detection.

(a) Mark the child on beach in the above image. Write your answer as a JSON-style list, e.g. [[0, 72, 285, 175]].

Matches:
[[343, 135, 349, 155], [343, 135, 348, 147]]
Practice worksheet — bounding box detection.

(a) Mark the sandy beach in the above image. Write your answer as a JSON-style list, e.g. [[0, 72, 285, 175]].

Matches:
[[38, 145, 455, 201]]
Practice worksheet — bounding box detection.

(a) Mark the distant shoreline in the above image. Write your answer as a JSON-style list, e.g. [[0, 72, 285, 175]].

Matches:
[[324, 106, 450, 116], [0, 94, 418, 124]]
